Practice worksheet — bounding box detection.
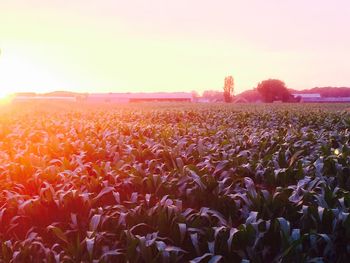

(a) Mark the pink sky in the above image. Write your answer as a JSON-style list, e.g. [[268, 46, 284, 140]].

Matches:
[[1, 0, 350, 95]]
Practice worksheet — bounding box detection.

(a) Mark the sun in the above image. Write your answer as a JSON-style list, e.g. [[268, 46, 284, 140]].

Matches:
[[0, 90, 13, 105], [0, 46, 78, 98], [0, 90, 10, 98]]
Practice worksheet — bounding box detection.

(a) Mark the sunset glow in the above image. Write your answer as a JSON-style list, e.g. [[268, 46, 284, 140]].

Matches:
[[2, 1, 350, 260], [1, 0, 350, 94]]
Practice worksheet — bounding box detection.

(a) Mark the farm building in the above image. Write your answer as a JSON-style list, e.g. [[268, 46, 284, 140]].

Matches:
[[12, 96, 77, 102], [233, 97, 249, 103], [316, 97, 350, 103], [292, 93, 321, 102], [292, 93, 350, 103], [85, 92, 194, 103], [11, 92, 194, 103]]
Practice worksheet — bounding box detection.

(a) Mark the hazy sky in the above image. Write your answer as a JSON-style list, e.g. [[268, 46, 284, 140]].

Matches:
[[1, 0, 350, 95]]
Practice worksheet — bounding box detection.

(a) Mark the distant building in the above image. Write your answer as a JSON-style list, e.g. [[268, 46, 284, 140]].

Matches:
[[12, 92, 194, 103], [315, 97, 350, 103], [85, 92, 194, 103], [85, 93, 129, 103], [292, 93, 350, 103], [232, 97, 248, 103], [13, 96, 77, 102], [196, 98, 211, 103], [292, 93, 322, 98], [292, 93, 321, 102]]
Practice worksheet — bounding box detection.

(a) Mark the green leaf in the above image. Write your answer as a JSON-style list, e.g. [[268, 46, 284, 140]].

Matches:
[[276, 217, 290, 237], [90, 214, 101, 232], [47, 226, 68, 244]]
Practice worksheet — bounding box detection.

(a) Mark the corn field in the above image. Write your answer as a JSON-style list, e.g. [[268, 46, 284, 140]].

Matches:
[[0, 102, 350, 262]]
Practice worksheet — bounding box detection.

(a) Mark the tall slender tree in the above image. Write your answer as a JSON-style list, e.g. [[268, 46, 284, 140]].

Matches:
[[223, 76, 234, 102]]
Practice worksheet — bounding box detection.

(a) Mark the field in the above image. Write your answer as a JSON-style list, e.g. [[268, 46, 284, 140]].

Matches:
[[0, 102, 350, 262]]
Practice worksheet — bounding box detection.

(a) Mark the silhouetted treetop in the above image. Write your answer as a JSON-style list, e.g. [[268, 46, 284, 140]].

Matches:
[[257, 79, 292, 102]]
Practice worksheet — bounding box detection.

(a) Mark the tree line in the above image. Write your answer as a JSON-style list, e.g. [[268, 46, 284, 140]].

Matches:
[[202, 77, 350, 103], [220, 77, 296, 103]]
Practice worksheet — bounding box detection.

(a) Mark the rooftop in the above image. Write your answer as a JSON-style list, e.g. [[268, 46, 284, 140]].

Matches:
[[292, 93, 321, 98]]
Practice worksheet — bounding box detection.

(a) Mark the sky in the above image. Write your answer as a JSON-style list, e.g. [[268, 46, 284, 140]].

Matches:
[[1, 0, 350, 96]]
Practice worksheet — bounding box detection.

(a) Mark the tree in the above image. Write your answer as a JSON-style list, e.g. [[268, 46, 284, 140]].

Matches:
[[256, 79, 292, 103], [223, 76, 234, 102]]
